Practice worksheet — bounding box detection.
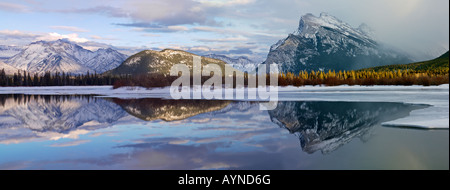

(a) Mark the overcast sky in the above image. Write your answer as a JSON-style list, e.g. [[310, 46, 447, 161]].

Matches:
[[0, 0, 448, 61]]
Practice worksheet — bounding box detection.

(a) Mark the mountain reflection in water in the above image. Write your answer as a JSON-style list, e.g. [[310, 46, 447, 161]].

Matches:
[[112, 98, 232, 121], [0, 94, 426, 154], [268, 101, 427, 154]]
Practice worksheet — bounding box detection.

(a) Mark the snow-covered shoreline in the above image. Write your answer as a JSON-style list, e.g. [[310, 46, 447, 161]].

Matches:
[[1, 84, 448, 129], [1, 84, 448, 97]]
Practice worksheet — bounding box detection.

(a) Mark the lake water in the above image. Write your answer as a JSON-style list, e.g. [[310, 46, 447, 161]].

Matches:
[[0, 93, 448, 170]]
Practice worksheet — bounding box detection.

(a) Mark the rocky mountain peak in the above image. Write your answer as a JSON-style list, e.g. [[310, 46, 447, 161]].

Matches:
[[265, 13, 411, 72]]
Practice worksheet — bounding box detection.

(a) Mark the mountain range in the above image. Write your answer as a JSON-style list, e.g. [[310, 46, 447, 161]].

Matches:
[[203, 54, 257, 72], [2, 39, 127, 75], [1, 13, 448, 77]]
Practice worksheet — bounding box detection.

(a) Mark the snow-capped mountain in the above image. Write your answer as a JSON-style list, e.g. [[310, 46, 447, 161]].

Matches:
[[0, 45, 22, 60], [5, 39, 128, 74], [84, 48, 129, 73], [204, 54, 257, 72], [264, 13, 412, 73]]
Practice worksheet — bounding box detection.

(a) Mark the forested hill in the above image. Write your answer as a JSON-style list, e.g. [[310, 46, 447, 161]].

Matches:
[[361, 51, 449, 73]]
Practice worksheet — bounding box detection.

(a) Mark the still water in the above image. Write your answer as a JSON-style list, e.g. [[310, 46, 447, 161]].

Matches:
[[0, 94, 448, 169]]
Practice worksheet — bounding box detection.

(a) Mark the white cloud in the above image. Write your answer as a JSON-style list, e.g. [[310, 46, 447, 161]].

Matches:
[[140, 33, 161, 37], [189, 46, 211, 52], [38, 129, 91, 141], [167, 25, 189, 31], [1, 29, 91, 44], [168, 139, 190, 145], [127, 25, 189, 33], [36, 32, 89, 43], [0, 29, 38, 38], [89, 35, 116, 41], [50, 26, 89, 33], [196, 36, 249, 43], [198, 0, 256, 7]]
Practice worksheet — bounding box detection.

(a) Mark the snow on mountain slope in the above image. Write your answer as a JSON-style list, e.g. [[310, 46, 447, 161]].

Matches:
[[84, 48, 128, 73], [0, 61, 20, 75], [5, 39, 127, 74], [0, 45, 22, 60], [204, 54, 257, 72]]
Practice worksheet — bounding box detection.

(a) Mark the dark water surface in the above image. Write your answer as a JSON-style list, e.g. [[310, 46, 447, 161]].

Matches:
[[0, 94, 448, 169]]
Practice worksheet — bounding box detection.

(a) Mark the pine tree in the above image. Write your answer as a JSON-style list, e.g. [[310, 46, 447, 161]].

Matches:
[[33, 73, 39, 86], [0, 69, 6, 86]]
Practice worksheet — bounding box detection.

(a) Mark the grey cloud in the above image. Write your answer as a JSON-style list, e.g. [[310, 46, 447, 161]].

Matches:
[[115, 23, 188, 33], [0, 2, 29, 12], [48, 5, 129, 18], [104, 0, 222, 27]]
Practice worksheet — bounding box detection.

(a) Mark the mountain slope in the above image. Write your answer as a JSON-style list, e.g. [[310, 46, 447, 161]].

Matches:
[[106, 49, 228, 76], [0, 45, 22, 60], [0, 61, 21, 75], [361, 51, 449, 72], [5, 39, 127, 74], [264, 13, 412, 73]]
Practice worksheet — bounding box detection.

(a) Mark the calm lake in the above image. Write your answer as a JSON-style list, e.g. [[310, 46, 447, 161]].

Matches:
[[0, 94, 448, 170]]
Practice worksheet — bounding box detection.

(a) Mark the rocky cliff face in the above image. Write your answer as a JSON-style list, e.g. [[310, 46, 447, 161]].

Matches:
[[264, 13, 412, 73]]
